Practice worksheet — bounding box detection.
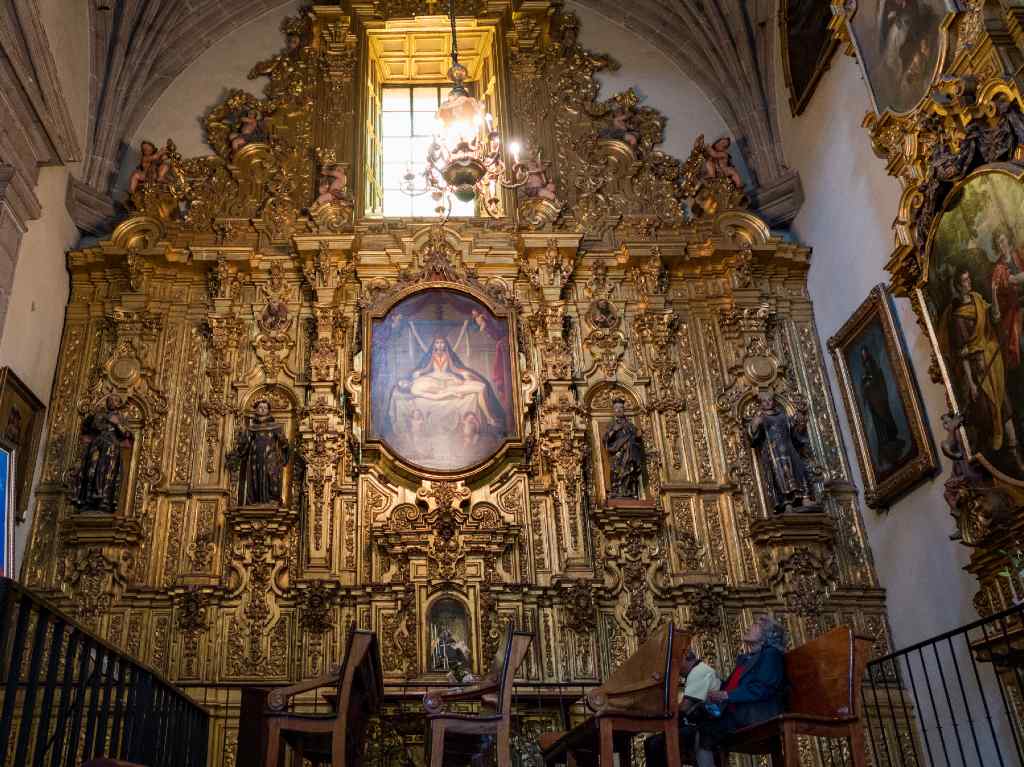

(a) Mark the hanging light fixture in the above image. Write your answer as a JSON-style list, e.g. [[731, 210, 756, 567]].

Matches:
[[401, 0, 528, 217]]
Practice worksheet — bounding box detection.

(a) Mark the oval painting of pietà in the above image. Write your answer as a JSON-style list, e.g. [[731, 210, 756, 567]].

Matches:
[[926, 170, 1024, 481], [850, 0, 948, 115], [369, 288, 514, 472]]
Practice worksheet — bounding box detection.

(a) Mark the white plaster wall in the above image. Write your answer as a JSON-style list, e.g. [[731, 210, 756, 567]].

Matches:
[[123, 2, 733, 189], [775, 51, 977, 645], [0, 166, 78, 575], [125, 0, 303, 184], [566, 2, 739, 177], [0, 3, 91, 578]]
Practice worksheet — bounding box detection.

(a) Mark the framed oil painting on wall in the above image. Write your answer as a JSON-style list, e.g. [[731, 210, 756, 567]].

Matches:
[[921, 165, 1024, 483], [368, 287, 515, 474], [780, 0, 837, 115], [843, 0, 953, 115], [829, 284, 938, 509], [0, 368, 44, 525]]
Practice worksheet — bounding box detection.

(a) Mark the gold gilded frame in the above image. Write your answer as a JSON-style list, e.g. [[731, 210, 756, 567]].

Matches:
[[361, 281, 523, 481], [0, 367, 45, 525], [830, 0, 959, 117], [917, 163, 1024, 486], [828, 283, 938, 509]]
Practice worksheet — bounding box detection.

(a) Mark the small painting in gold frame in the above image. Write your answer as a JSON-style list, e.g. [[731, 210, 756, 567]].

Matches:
[[0, 368, 45, 524], [828, 284, 938, 509]]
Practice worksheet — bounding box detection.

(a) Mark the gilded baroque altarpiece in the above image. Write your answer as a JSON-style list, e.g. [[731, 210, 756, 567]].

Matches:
[[832, 0, 1024, 621], [23, 2, 889, 763]]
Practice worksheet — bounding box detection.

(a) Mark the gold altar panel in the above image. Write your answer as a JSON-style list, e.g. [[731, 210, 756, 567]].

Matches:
[[17, 3, 892, 764]]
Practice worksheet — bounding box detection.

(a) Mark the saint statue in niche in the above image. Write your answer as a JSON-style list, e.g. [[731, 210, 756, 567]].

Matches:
[[603, 398, 644, 499], [226, 399, 291, 506], [747, 392, 817, 513], [73, 395, 133, 513], [428, 597, 473, 677]]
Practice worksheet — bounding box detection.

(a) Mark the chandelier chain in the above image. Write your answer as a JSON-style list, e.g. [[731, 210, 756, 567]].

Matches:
[[449, 0, 458, 66]]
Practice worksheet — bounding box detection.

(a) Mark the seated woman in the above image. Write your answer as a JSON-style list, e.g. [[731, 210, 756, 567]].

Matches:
[[694, 615, 788, 767], [643, 649, 721, 766]]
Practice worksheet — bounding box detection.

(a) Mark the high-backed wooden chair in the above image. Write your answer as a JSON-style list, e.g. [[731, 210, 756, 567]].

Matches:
[[722, 626, 872, 767], [263, 627, 383, 767], [423, 623, 533, 767], [540, 623, 691, 767]]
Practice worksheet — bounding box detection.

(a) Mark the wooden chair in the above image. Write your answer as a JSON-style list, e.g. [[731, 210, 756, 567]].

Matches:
[[263, 627, 383, 767], [540, 623, 691, 767], [423, 623, 533, 767], [721, 626, 872, 767]]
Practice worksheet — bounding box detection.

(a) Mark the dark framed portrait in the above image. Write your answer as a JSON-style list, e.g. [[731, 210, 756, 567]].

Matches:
[[779, 0, 838, 115], [921, 166, 1024, 483], [829, 284, 938, 509], [427, 596, 473, 675], [844, 0, 952, 115], [0, 368, 45, 525], [367, 287, 516, 474]]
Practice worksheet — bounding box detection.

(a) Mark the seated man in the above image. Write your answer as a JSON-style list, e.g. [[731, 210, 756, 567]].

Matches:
[[643, 649, 721, 766], [694, 615, 789, 767]]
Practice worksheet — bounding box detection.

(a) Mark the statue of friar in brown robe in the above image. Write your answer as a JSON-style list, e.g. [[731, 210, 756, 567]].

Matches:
[[603, 398, 644, 499], [73, 394, 133, 513], [226, 399, 291, 506], [747, 391, 817, 514]]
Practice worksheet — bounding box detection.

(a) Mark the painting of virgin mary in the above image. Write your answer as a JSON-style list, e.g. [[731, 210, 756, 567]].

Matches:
[[370, 289, 514, 472]]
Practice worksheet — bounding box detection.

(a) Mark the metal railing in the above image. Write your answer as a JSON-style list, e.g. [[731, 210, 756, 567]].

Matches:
[[864, 602, 1024, 767], [0, 577, 209, 767]]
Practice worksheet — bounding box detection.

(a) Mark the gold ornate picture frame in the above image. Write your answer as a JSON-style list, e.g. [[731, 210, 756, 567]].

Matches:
[[363, 283, 522, 479], [918, 164, 1024, 485], [829, 284, 938, 509], [831, 0, 958, 117], [0, 367, 45, 525]]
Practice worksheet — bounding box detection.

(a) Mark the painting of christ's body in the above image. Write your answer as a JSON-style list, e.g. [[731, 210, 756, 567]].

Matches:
[[370, 289, 514, 472]]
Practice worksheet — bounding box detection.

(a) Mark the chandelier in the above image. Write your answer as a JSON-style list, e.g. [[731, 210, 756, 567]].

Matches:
[[400, 0, 528, 217]]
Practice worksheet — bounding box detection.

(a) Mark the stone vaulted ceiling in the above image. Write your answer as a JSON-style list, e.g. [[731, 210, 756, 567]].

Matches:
[[80, 0, 799, 226]]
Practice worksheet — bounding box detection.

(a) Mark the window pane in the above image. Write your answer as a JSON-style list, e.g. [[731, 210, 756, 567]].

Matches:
[[412, 194, 443, 218], [413, 111, 440, 137], [382, 190, 412, 217], [449, 197, 475, 217], [382, 87, 410, 112], [413, 86, 440, 112], [410, 136, 434, 159], [382, 136, 412, 162], [382, 162, 414, 189], [382, 111, 412, 137]]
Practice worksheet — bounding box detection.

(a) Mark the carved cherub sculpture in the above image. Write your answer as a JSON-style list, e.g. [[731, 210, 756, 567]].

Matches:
[[700, 135, 743, 189], [523, 153, 557, 200], [315, 162, 351, 206], [128, 140, 172, 194], [600, 106, 639, 148], [229, 110, 267, 152]]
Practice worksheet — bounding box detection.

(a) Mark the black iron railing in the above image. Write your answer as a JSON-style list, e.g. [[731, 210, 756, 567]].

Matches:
[[0, 577, 209, 767], [864, 601, 1024, 767]]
